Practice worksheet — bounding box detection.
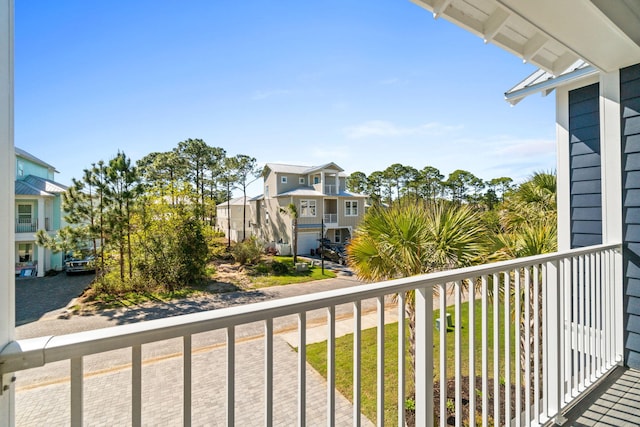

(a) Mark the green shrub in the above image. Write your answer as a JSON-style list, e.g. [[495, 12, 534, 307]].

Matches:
[[254, 262, 270, 274], [231, 236, 263, 265], [270, 260, 289, 274]]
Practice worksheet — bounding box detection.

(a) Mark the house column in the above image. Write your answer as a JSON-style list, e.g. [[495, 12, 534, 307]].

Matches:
[[335, 174, 339, 194], [0, 0, 15, 424], [599, 71, 624, 364], [556, 86, 571, 251], [599, 72, 623, 245], [36, 198, 45, 277], [320, 171, 325, 191]]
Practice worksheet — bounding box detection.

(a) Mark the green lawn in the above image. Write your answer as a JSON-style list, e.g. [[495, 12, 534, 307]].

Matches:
[[248, 256, 337, 287], [306, 299, 515, 426]]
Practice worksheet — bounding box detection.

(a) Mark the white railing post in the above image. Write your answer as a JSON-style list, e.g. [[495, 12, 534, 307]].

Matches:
[[613, 247, 624, 364], [415, 286, 434, 427], [545, 260, 566, 425], [0, 0, 14, 425]]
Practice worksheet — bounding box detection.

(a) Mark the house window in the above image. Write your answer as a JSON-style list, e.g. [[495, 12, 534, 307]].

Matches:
[[18, 243, 32, 262], [345, 201, 358, 216], [265, 185, 269, 198], [334, 229, 341, 243], [300, 199, 316, 217], [299, 177, 305, 185], [17, 160, 24, 177], [281, 176, 288, 184], [314, 176, 320, 184], [17, 204, 32, 225]]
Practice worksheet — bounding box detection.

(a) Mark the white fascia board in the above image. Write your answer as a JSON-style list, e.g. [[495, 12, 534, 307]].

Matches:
[[505, 65, 599, 105]]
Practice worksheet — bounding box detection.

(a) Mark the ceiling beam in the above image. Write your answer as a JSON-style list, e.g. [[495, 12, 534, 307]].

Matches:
[[483, 8, 510, 43], [521, 33, 548, 64], [495, 0, 605, 73], [432, 0, 453, 19]]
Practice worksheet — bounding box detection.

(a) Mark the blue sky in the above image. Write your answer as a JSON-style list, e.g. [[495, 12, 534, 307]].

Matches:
[[15, 0, 555, 196]]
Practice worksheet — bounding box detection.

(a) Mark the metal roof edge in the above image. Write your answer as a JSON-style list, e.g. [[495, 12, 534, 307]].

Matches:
[[504, 65, 599, 105]]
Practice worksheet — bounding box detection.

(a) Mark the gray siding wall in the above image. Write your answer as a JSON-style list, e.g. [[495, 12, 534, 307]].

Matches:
[[569, 83, 602, 248], [621, 63, 640, 368]]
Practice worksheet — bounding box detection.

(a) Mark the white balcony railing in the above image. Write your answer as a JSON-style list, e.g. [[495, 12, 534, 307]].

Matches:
[[324, 213, 337, 223], [324, 184, 337, 195], [0, 244, 622, 426]]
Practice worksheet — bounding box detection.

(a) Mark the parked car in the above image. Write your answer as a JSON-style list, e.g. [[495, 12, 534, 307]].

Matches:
[[318, 244, 347, 265], [65, 254, 96, 274]]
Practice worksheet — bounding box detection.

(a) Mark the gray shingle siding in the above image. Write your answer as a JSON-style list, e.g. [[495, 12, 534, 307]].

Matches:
[[622, 63, 640, 369], [569, 83, 602, 249]]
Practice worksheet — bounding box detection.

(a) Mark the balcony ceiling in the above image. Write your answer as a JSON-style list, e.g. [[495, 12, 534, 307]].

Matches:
[[410, 0, 640, 75]]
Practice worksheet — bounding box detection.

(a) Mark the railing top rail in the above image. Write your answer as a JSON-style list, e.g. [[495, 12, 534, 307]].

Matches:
[[0, 243, 620, 374]]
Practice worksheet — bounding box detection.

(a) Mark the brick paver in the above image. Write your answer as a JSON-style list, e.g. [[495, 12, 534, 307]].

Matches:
[[16, 336, 374, 426]]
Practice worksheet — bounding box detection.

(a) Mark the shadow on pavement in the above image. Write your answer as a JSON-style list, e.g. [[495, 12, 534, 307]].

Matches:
[[92, 289, 271, 326], [16, 271, 94, 325]]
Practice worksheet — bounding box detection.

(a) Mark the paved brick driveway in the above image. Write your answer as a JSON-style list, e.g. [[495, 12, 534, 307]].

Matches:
[[15, 271, 94, 325]]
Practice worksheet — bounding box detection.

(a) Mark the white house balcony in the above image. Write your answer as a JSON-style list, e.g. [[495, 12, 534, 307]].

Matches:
[[324, 213, 338, 224], [324, 184, 338, 195], [0, 243, 624, 426]]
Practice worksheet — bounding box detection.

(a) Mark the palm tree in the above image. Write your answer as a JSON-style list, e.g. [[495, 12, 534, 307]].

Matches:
[[490, 171, 557, 393], [347, 200, 487, 384]]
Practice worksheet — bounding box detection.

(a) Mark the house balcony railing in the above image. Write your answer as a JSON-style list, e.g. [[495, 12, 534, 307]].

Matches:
[[15, 219, 37, 233], [324, 184, 337, 195], [0, 243, 622, 426], [15, 217, 51, 233], [324, 213, 338, 223]]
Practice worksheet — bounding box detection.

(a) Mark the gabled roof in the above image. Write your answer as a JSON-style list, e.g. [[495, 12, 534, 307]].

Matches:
[[276, 188, 325, 197], [305, 162, 344, 174], [410, 0, 640, 75], [505, 60, 598, 105], [15, 147, 59, 173], [23, 175, 67, 194], [276, 187, 368, 198], [218, 197, 249, 207], [15, 180, 51, 196], [263, 162, 346, 177], [15, 175, 67, 196]]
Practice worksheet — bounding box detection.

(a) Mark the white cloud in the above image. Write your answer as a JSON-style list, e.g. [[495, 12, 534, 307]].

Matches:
[[495, 137, 556, 157], [378, 78, 401, 85], [344, 120, 461, 139], [251, 89, 292, 101]]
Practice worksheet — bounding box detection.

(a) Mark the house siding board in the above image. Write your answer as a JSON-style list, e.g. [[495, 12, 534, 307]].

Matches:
[[569, 83, 602, 250], [626, 208, 640, 223], [571, 234, 602, 248], [571, 139, 600, 156], [624, 171, 640, 188], [624, 134, 640, 153], [623, 97, 640, 118], [571, 207, 601, 221], [571, 166, 600, 182], [622, 63, 640, 368], [627, 297, 640, 316]]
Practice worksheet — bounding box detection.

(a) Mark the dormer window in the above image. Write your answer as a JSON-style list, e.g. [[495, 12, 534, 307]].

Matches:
[[17, 160, 23, 177], [281, 176, 288, 184]]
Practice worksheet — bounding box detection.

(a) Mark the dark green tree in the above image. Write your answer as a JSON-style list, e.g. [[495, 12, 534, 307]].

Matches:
[[105, 151, 142, 282]]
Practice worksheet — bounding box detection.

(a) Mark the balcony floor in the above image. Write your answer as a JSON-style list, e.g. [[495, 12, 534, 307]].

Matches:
[[563, 367, 640, 426]]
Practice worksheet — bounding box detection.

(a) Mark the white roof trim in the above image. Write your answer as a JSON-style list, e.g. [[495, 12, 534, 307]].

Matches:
[[505, 62, 598, 105]]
